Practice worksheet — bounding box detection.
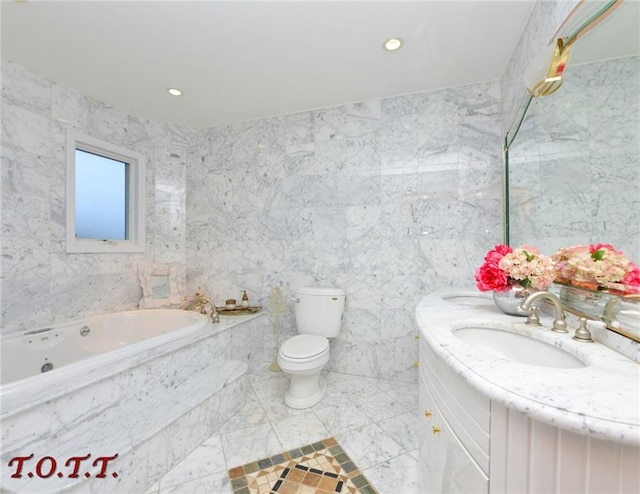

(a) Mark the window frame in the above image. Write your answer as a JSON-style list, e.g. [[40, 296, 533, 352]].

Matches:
[[66, 130, 146, 253]]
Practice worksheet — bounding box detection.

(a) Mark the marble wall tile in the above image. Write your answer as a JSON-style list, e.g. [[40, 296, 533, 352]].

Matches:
[[186, 80, 502, 380], [4, 57, 504, 378], [1, 59, 190, 334]]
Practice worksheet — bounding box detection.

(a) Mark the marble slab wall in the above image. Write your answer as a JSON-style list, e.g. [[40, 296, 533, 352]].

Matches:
[[186, 82, 503, 381], [1, 59, 194, 334]]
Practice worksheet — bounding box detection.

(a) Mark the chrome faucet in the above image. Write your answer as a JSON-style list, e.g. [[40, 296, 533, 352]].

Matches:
[[182, 290, 220, 323], [520, 291, 568, 333]]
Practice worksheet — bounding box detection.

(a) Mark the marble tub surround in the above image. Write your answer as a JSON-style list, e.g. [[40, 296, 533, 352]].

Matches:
[[417, 290, 640, 444], [1, 314, 265, 493]]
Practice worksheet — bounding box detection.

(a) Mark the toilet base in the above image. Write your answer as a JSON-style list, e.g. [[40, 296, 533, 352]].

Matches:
[[284, 375, 327, 409]]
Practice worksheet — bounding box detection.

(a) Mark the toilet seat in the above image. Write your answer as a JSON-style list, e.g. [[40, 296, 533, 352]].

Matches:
[[279, 335, 328, 360]]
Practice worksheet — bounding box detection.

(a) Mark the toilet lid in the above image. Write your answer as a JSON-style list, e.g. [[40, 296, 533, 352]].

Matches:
[[281, 335, 329, 359]]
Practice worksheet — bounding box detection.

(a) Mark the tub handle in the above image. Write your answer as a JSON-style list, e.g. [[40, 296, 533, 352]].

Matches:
[[25, 327, 53, 336], [80, 326, 91, 337]]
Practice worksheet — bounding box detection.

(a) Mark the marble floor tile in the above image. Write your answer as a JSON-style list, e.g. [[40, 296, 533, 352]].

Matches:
[[271, 410, 332, 450], [387, 383, 419, 410], [158, 470, 230, 494], [157, 368, 418, 493], [337, 423, 405, 471], [353, 390, 410, 422], [313, 401, 373, 435], [159, 433, 226, 488], [221, 422, 283, 468], [219, 389, 270, 434], [376, 411, 418, 452], [363, 452, 420, 494], [143, 480, 160, 494]]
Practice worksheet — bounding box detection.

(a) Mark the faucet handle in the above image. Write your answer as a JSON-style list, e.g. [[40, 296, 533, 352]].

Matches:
[[573, 317, 594, 343], [525, 306, 542, 326], [551, 312, 569, 333]]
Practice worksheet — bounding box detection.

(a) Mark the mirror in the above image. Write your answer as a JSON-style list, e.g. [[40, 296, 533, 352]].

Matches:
[[506, 0, 639, 260], [504, 1, 639, 339], [137, 263, 184, 309]]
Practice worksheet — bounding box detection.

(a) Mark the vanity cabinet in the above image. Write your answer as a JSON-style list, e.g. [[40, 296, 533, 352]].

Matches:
[[419, 338, 640, 494], [419, 338, 489, 493]]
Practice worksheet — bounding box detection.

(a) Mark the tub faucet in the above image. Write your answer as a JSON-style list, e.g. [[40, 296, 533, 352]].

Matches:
[[520, 291, 568, 333], [183, 293, 220, 323]]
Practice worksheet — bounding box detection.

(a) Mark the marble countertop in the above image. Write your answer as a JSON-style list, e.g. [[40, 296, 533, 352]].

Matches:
[[416, 290, 640, 445]]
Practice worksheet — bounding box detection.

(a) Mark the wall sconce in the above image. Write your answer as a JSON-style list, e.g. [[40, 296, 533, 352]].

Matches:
[[523, 38, 571, 97]]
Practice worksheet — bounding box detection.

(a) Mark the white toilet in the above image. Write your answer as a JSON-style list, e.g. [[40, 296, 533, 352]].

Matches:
[[277, 287, 346, 409]]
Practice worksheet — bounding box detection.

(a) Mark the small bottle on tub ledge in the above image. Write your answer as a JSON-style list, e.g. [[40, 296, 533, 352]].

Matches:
[[241, 290, 249, 308]]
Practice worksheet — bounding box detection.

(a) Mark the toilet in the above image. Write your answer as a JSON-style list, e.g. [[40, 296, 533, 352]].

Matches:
[[277, 287, 346, 409]]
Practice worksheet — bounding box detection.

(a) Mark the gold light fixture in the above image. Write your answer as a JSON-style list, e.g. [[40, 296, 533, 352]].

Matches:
[[523, 38, 571, 97]]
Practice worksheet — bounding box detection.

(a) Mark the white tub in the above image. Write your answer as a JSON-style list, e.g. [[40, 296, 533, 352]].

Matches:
[[1, 309, 208, 386], [0, 309, 265, 493]]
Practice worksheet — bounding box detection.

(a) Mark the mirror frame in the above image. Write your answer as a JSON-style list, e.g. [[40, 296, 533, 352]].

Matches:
[[137, 262, 184, 309]]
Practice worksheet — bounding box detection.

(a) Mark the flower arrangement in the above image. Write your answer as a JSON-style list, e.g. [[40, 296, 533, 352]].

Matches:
[[475, 244, 556, 292], [552, 243, 640, 294]]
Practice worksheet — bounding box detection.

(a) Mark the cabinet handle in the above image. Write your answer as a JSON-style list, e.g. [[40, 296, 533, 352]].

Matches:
[[424, 410, 433, 418], [432, 426, 441, 434], [414, 362, 420, 368], [414, 334, 420, 340]]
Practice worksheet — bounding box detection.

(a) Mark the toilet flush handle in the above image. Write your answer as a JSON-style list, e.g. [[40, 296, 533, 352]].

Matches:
[[291, 296, 300, 303]]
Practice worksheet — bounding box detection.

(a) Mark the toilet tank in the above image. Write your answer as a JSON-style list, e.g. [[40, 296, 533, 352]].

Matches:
[[294, 287, 346, 338]]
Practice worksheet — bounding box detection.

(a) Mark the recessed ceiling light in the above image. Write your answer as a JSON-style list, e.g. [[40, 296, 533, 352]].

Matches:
[[167, 88, 183, 96], [383, 37, 403, 51]]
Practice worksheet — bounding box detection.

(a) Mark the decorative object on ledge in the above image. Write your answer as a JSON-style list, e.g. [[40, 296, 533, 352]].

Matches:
[[475, 244, 555, 315], [554, 283, 617, 321], [552, 243, 640, 296], [604, 294, 640, 341], [492, 284, 540, 317], [552, 284, 640, 342], [217, 306, 262, 316], [138, 262, 184, 309]]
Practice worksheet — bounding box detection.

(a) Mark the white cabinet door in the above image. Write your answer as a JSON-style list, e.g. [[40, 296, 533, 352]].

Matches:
[[434, 408, 489, 494], [420, 374, 488, 494], [419, 374, 437, 493]]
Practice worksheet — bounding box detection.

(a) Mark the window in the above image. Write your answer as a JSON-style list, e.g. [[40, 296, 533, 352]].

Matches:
[[66, 131, 145, 253]]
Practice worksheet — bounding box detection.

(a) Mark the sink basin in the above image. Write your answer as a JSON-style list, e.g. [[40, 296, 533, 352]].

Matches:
[[441, 293, 494, 306], [453, 327, 586, 369]]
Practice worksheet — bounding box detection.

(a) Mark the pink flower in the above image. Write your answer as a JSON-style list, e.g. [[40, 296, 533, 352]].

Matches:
[[623, 265, 640, 287], [483, 244, 513, 267], [475, 264, 509, 292], [552, 244, 640, 295], [590, 243, 619, 255]]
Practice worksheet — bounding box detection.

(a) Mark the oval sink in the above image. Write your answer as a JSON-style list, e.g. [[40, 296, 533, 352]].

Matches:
[[441, 293, 494, 306], [453, 327, 586, 369]]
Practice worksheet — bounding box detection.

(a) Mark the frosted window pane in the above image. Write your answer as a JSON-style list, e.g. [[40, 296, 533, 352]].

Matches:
[[75, 150, 127, 240]]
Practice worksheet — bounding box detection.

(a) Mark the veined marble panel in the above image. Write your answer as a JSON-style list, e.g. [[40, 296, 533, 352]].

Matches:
[[1, 59, 191, 334], [186, 80, 502, 380]]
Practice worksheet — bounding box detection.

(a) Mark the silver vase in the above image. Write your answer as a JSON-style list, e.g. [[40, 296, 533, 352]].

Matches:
[[492, 285, 539, 316]]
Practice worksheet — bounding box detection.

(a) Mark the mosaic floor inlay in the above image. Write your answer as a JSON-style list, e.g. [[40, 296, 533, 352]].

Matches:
[[228, 437, 379, 494]]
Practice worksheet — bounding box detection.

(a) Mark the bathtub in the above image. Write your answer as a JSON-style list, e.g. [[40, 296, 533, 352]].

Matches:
[[1, 309, 208, 386], [0, 308, 266, 493]]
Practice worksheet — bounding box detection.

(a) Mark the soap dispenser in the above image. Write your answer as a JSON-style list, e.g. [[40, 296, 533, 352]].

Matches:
[[241, 290, 249, 308]]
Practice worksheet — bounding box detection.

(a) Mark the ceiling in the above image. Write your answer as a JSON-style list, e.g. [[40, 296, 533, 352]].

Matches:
[[1, 0, 536, 128]]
